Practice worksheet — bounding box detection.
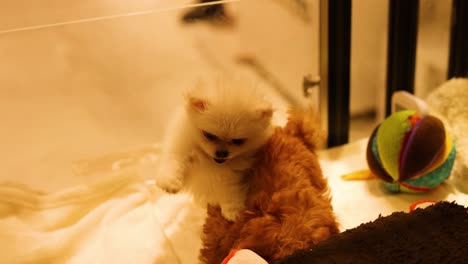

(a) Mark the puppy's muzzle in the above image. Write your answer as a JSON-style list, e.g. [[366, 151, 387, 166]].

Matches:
[[214, 149, 229, 163]]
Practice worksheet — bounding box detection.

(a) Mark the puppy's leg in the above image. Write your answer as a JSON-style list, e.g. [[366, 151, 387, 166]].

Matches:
[[220, 200, 245, 222], [154, 109, 194, 193], [218, 172, 248, 221], [155, 154, 188, 193], [155, 141, 194, 193]]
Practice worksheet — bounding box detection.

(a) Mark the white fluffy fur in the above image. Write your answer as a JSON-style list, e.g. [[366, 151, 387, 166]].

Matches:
[[155, 76, 274, 221]]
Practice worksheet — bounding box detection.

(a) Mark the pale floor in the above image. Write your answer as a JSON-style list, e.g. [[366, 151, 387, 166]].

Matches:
[[349, 114, 378, 142]]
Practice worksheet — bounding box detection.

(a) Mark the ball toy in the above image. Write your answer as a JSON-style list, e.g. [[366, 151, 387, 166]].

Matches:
[[366, 110, 456, 193]]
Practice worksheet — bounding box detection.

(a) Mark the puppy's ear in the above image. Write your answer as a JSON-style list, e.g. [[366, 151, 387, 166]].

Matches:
[[185, 79, 210, 113], [186, 96, 209, 113], [256, 103, 274, 122], [185, 89, 209, 113]]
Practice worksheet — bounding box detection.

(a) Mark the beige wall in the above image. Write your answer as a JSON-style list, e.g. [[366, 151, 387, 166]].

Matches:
[[0, 0, 215, 190]]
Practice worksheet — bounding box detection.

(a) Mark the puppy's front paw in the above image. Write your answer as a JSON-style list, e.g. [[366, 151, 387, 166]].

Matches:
[[156, 175, 183, 194], [221, 205, 243, 222], [155, 159, 184, 194]]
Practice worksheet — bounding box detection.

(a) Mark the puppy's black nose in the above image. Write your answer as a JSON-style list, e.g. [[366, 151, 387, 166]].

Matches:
[[215, 149, 229, 159]]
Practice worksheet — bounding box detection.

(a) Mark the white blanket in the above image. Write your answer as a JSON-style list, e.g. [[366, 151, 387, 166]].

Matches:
[[0, 146, 206, 264], [1, 176, 171, 264]]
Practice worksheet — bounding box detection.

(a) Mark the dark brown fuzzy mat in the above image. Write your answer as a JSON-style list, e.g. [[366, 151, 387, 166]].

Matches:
[[280, 202, 468, 264]]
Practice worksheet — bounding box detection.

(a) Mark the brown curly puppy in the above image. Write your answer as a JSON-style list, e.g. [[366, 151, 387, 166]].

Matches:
[[200, 109, 340, 264]]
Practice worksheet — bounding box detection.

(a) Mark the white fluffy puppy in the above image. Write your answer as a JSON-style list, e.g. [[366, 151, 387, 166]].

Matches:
[[155, 76, 274, 221]]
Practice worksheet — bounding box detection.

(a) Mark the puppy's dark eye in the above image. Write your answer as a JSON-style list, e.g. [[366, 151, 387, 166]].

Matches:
[[202, 131, 218, 141], [231, 138, 246, 145]]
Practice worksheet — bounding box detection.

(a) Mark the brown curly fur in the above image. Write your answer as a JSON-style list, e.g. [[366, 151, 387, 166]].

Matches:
[[199, 109, 340, 264]]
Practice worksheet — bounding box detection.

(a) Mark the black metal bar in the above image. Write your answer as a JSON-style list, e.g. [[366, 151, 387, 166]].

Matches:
[[327, 0, 351, 147], [385, 0, 419, 116], [448, 0, 468, 78]]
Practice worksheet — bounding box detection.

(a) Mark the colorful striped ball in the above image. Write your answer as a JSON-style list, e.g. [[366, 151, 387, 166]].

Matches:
[[366, 110, 456, 193]]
